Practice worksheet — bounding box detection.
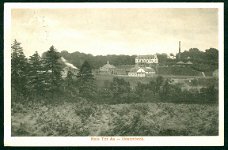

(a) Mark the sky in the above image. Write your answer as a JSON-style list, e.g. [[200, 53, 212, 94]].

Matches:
[[11, 8, 218, 57]]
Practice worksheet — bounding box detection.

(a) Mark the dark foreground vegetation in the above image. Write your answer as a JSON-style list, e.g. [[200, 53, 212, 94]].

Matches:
[[12, 99, 218, 136], [11, 40, 219, 136]]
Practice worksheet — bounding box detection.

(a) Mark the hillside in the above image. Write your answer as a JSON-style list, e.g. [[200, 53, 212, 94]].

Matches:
[[157, 66, 203, 76]]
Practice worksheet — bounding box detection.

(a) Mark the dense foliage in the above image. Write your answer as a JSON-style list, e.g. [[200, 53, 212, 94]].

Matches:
[[77, 61, 97, 99], [11, 40, 29, 97], [54, 50, 136, 69], [12, 100, 218, 136]]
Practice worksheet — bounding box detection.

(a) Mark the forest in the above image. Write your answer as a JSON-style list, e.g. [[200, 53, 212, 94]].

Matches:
[[11, 40, 219, 136]]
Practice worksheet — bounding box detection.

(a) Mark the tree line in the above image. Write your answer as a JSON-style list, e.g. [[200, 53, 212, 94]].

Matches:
[[96, 76, 218, 104], [11, 40, 218, 104], [57, 47, 218, 72]]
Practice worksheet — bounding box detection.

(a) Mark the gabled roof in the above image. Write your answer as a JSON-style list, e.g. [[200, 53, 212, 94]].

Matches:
[[129, 66, 155, 73], [60, 57, 78, 69], [130, 66, 140, 72], [137, 68, 146, 73], [177, 61, 185, 64], [101, 61, 116, 69], [144, 67, 155, 72], [136, 55, 157, 59], [186, 61, 193, 64]]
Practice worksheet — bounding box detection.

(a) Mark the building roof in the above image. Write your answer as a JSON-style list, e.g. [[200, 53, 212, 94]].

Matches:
[[60, 57, 78, 69], [129, 66, 155, 73], [136, 55, 157, 59], [130, 66, 140, 72], [177, 61, 185, 64], [144, 67, 155, 72], [186, 61, 193, 64], [137, 68, 146, 73], [101, 61, 116, 69]]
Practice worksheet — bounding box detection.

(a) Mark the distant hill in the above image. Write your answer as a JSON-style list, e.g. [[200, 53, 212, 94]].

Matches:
[[59, 50, 136, 69]]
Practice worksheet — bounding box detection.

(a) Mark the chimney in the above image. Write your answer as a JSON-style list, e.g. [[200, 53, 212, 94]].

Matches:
[[179, 41, 181, 59]]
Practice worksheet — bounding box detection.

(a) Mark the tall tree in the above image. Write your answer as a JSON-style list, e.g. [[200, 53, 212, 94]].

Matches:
[[64, 70, 78, 97], [28, 51, 45, 95], [11, 39, 29, 96], [155, 76, 164, 93], [43, 46, 63, 96], [77, 61, 97, 99], [110, 77, 130, 100]]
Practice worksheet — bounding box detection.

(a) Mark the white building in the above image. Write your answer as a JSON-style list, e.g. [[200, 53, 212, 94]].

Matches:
[[135, 54, 158, 64], [60, 57, 79, 78], [128, 66, 155, 77]]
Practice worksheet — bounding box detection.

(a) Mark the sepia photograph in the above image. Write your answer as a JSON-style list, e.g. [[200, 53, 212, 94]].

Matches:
[[4, 3, 224, 146]]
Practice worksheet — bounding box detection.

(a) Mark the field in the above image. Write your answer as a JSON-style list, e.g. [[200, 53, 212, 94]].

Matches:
[[12, 99, 218, 136], [95, 74, 217, 89]]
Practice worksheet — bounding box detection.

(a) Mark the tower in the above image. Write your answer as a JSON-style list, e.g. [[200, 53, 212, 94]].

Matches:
[[178, 41, 181, 60]]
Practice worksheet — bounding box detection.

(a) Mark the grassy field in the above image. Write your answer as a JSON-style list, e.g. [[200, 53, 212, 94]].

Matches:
[[12, 99, 218, 136], [95, 74, 157, 88], [95, 74, 217, 89]]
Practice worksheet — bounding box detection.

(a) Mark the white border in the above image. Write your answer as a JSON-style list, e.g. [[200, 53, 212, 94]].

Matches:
[[4, 3, 224, 146]]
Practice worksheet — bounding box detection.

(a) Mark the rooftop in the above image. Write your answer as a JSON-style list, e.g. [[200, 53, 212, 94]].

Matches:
[[136, 55, 157, 59], [101, 61, 116, 69]]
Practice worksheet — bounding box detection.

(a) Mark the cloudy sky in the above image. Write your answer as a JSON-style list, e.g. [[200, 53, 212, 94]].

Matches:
[[11, 8, 218, 57]]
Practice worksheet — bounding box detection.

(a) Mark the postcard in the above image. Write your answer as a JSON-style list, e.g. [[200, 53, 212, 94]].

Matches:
[[4, 2, 224, 146]]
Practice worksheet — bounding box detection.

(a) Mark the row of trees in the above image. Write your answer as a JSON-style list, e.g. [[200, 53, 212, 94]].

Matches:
[[97, 76, 218, 104], [11, 40, 96, 102], [12, 40, 64, 100]]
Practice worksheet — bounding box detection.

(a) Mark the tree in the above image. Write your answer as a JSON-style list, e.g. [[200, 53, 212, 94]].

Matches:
[[155, 76, 164, 93], [77, 61, 97, 99], [159, 79, 182, 102], [110, 77, 130, 101], [64, 70, 78, 97], [135, 82, 146, 97], [27, 51, 45, 95], [43, 46, 63, 96], [148, 80, 156, 95], [205, 48, 218, 62], [157, 53, 168, 64], [11, 39, 29, 97]]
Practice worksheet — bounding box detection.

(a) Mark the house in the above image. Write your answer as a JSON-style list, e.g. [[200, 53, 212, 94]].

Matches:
[[128, 66, 156, 77], [99, 61, 116, 74], [60, 57, 79, 78], [135, 54, 158, 64]]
